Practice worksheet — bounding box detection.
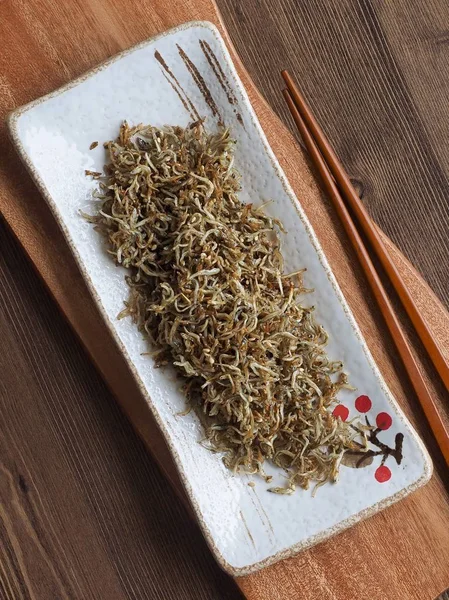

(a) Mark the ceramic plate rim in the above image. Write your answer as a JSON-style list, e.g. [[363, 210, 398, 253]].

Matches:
[[7, 20, 432, 576]]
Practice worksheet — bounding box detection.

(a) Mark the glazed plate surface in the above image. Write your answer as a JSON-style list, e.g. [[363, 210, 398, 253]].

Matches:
[[8, 21, 432, 575]]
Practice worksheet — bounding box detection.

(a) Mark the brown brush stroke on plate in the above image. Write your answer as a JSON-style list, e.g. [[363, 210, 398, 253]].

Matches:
[[248, 491, 275, 539], [155, 49, 201, 121], [177, 44, 222, 123], [239, 511, 256, 549], [199, 39, 244, 126], [161, 72, 197, 121]]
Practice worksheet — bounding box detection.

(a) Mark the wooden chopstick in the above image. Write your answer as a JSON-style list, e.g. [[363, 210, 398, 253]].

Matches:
[[282, 69, 449, 395], [282, 86, 449, 466]]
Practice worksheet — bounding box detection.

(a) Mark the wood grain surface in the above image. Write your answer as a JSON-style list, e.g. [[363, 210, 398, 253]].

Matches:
[[1, 0, 449, 599]]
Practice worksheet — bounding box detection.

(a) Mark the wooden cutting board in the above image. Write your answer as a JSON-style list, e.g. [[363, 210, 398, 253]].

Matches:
[[1, 0, 449, 598]]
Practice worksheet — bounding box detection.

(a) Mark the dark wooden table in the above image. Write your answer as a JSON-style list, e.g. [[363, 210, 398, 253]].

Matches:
[[1, 1, 448, 598]]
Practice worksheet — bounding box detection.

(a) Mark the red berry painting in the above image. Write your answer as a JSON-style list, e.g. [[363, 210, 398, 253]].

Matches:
[[336, 394, 404, 482], [355, 394, 372, 413], [332, 404, 349, 422], [376, 412, 393, 430]]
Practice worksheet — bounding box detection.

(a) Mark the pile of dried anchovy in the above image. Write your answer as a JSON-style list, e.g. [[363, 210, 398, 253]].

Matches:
[[86, 121, 362, 494]]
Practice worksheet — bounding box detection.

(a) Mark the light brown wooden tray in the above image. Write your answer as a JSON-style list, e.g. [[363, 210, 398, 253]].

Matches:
[[1, 1, 449, 598]]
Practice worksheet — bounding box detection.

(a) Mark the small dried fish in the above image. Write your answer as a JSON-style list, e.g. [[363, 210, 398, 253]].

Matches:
[[86, 120, 363, 493], [84, 169, 102, 178]]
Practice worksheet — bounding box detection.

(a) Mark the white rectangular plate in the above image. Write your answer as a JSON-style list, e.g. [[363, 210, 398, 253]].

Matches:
[[8, 21, 432, 576]]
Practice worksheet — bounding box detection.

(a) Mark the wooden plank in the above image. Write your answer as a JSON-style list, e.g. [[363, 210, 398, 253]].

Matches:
[[0, 0, 448, 598]]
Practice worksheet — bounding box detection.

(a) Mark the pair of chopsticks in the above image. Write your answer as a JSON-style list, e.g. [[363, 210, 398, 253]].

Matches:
[[281, 70, 449, 466]]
